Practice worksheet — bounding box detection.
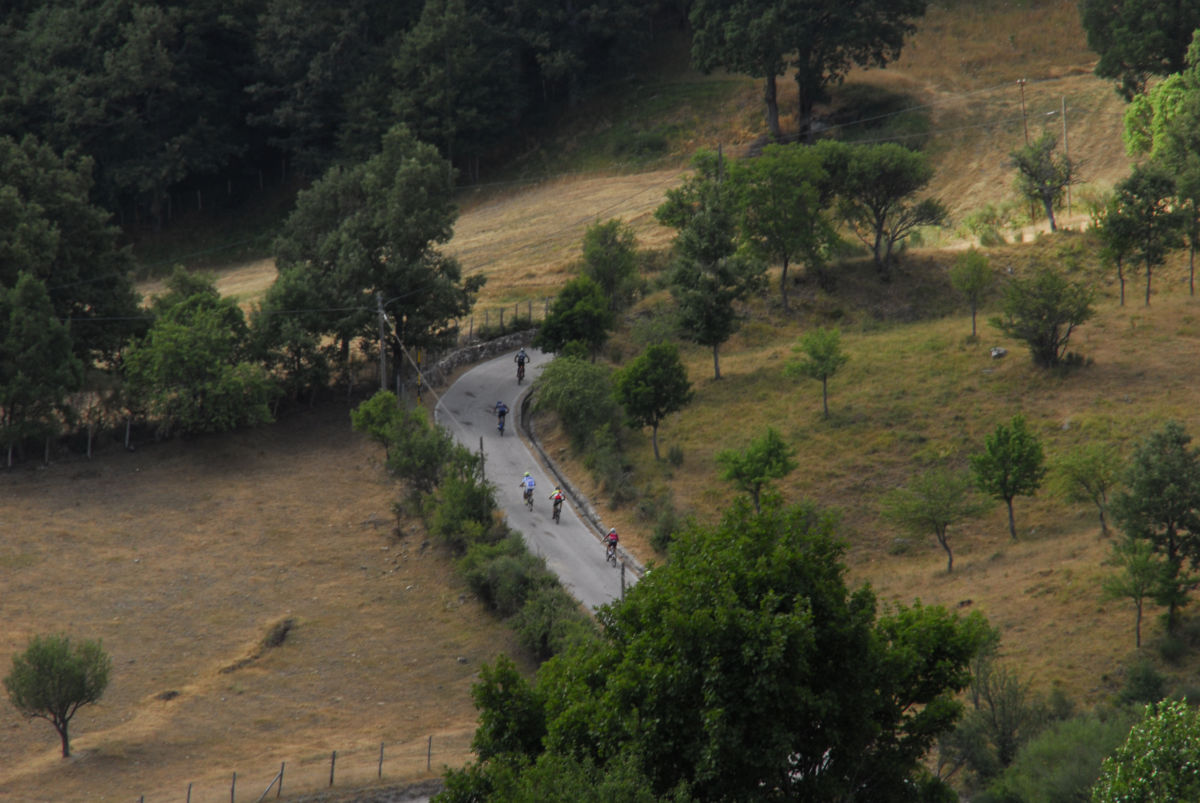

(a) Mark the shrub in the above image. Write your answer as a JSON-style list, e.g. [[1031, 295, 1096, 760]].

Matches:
[[667, 444, 684, 467], [534, 357, 619, 452], [650, 497, 686, 554], [459, 534, 554, 617], [1119, 659, 1167, 704], [423, 474, 500, 554], [510, 585, 596, 662]]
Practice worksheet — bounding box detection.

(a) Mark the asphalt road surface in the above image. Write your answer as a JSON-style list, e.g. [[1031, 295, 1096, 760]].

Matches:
[[434, 347, 636, 611]]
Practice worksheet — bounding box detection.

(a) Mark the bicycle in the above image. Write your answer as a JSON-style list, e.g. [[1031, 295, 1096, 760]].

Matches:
[[523, 487, 534, 511], [551, 498, 562, 524], [517, 361, 525, 384], [605, 541, 618, 565]]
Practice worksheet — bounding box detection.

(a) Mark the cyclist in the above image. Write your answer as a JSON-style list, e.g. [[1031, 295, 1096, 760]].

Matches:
[[519, 471, 536, 506], [514, 348, 529, 382], [495, 400, 508, 435], [605, 527, 619, 562], [549, 487, 565, 521]]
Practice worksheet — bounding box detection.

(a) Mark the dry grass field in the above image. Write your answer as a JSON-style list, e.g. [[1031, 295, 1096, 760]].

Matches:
[[0, 0, 1175, 798]]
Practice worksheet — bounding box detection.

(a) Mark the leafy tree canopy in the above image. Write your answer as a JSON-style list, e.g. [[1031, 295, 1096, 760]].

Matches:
[[461, 499, 993, 802], [613, 342, 692, 461], [1080, 0, 1200, 99], [970, 414, 1046, 540], [533, 276, 615, 359], [715, 427, 797, 513], [1092, 699, 1200, 802], [989, 268, 1094, 368]]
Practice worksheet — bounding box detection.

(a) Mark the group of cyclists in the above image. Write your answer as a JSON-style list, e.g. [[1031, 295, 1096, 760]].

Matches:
[[498, 347, 622, 564]]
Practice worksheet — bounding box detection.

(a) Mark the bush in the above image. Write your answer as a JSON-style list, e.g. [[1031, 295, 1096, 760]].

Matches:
[[510, 585, 596, 662], [667, 444, 684, 467], [1119, 659, 1167, 705], [423, 474, 500, 554], [650, 497, 685, 554], [459, 534, 554, 617], [533, 357, 619, 452]]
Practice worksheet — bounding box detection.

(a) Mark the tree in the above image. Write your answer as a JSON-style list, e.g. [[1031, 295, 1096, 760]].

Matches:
[[784, 327, 849, 420], [818, 140, 947, 279], [272, 124, 483, 385], [1112, 163, 1185, 305], [971, 415, 1046, 541], [4, 634, 111, 758], [613, 343, 693, 461], [124, 270, 277, 437], [989, 268, 1094, 368], [1051, 442, 1122, 536], [470, 655, 546, 762], [1102, 537, 1167, 648], [0, 135, 141, 363], [882, 467, 987, 572], [1010, 132, 1079, 232], [474, 500, 993, 801], [666, 191, 766, 380], [0, 273, 84, 467], [349, 390, 405, 458], [1079, 0, 1200, 99], [533, 276, 615, 360], [391, 0, 518, 183], [1092, 700, 1200, 802], [580, 219, 639, 311], [715, 427, 797, 513], [726, 143, 836, 310], [950, 248, 993, 339], [533, 357, 619, 452], [1095, 193, 1141, 306], [1110, 421, 1200, 634]]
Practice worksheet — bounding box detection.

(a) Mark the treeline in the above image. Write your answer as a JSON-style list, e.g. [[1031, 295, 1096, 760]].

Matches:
[[0, 0, 686, 224]]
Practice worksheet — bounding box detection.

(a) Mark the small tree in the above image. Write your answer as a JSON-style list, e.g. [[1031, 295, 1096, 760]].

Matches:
[[1092, 699, 1200, 802], [1010, 131, 1079, 232], [1102, 537, 1167, 648], [784, 327, 848, 419], [580, 219, 639, 311], [990, 268, 1094, 368], [5, 634, 111, 758], [533, 357, 619, 452], [349, 390, 404, 458], [1110, 421, 1200, 634], [715, 427, 797, 513], [1096, 193, 1140, 306], [533, 276, 615, 360], [1113, 163, 1186, 306], [950, 248, 993, 339], [613, 343, 693, 461], [1051, 442, 1123, 536], [971, 415, 1046, 540], [882, 467, 988, 572]]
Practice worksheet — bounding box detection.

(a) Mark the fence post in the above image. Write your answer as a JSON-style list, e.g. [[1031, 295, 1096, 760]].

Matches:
[[278, 762, 285, 798], [427, 735, 433, 771], [379, 742, 385, 779], [330, 750, 337, 787], [187, 782, 193, 802], [231, 771, 237, 803]]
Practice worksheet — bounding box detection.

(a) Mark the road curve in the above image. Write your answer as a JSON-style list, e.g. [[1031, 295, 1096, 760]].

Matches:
[[434, 347, 636, 611]]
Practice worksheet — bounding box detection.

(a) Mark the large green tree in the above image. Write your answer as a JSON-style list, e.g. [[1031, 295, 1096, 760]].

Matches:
[[452, 499, 992, 801], [1079, 0, 1200, 99], [613, 343, 693, 461], [0, 273, 84, 466], [580, 219, 639, 312], [971, 415, 1046, 541], [659, 168, 766, 380], [1092, 699, 1200, 801], [818, 140, 946, 279], [0, 135, 141, 363], [727, 143, 836, 310], [1110, 421, 1200, 634], [272, 124, 482, 386], [4, 634, 111, 758]]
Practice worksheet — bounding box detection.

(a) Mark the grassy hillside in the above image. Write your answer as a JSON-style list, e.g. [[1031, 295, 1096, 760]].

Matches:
[[1, 0, 1173, 799]]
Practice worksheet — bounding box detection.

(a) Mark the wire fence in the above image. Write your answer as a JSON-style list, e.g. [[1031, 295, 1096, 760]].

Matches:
[[133, 730, 472, 803], [455, 298, 552, 345]]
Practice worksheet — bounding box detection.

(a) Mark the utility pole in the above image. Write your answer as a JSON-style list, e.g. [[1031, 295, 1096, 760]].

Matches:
[[1062, 96, 1071, 218], [376, 292, 387, 391], [1017, 79, 1029, 144]]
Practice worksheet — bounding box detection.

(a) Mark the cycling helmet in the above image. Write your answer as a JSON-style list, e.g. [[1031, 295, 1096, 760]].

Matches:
[[524, 472, 531, 477], [609, 528, 617, 534]]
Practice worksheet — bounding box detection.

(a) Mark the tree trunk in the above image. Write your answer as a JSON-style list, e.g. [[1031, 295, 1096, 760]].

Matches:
[[1042, 196, 1057, 231], [1135, 600, 1143, 648], [651, 423, 660, 461], [1191, 239, 1196, 296], [970, 303, 977, 338], [821, 378, 829, 419], [712, 343, 721, 380], [763, 75, 781, 141], [56, 721, 70, 758], [1006, 498, 1018, 540], [937, 530, 954, 572], [1145, 259, 1153, 306], [779, 256, 790, 312]]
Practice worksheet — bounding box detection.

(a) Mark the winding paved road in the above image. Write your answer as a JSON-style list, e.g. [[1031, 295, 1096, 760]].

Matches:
[[434, 347, 637, 611]]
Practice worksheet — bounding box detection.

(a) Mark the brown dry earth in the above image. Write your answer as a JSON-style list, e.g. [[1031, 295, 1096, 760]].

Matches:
[[0, 405, 530, 801]]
